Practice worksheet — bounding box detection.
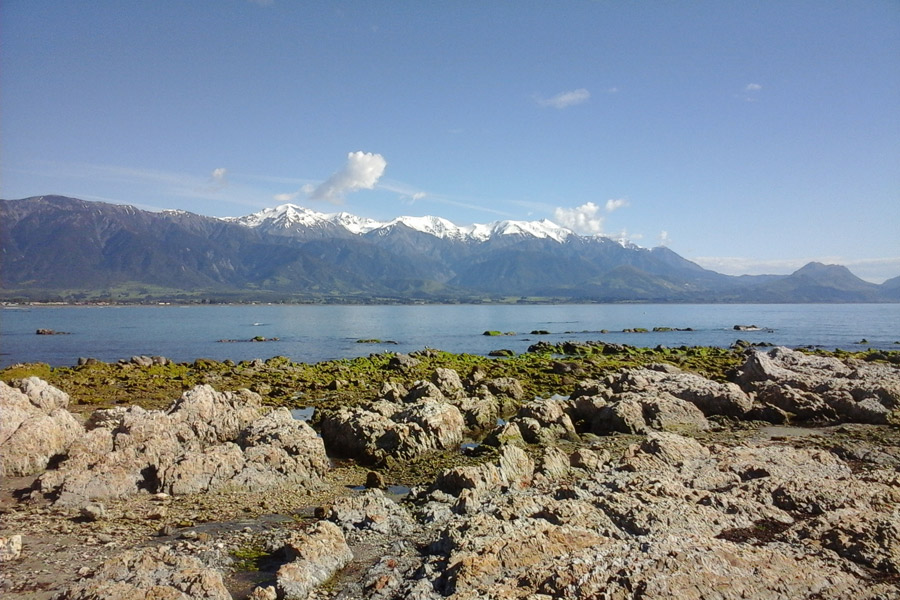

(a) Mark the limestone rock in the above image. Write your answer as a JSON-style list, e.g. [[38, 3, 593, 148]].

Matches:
[[0, 380, 84, 477], [591, 390, 710, 434], [319, 399, 464, 465], [0, 534, 22, 562], [57, 544, 232, 600], [35, 385, 328, 506], [323, 488, 414, 535], [606, 367, 753, 417], [735, 346, 900, 423], [270, 521, 353, 600]]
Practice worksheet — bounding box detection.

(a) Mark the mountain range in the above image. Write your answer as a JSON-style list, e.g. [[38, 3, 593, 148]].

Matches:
[[1, 195, 897, 304]]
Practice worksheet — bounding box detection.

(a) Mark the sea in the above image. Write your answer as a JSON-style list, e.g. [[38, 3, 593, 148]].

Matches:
[[1, 303, 898, 369]]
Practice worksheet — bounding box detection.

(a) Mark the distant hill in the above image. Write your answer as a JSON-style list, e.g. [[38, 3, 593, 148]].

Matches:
[[1, 196, 896, 303]]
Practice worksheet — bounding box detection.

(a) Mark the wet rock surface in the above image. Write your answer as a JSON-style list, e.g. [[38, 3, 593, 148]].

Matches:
[[1, 346, 899, 599]]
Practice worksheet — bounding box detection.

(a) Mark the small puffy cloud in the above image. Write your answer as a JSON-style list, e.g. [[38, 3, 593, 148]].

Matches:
[[554, 202, 604, 235], [605, 198, 628, 212], [537, 88, 591, 109], [555, 198, 631, 235], [211, 167, 227, 186], [745, 83, 762, 92], [658, 230, 670, 246], [310, 151, 387, 204], [273, 191, 299, 203]]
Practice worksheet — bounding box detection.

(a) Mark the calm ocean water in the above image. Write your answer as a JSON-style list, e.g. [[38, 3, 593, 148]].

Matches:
[[1, 304, 898, 368]]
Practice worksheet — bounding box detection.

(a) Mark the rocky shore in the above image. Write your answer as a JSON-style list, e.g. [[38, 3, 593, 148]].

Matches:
[[2, 344, 899, 599]]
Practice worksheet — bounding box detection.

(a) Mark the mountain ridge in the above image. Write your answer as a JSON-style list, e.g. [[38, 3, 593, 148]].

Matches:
[[1, 195, 896, 304]]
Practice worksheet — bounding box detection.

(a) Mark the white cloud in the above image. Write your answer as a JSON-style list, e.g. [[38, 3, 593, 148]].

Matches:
[[605, 198, 628, 212], [537, 88, 591, 109], [554, 202, 604, 235], [309, 151, 387, 203], [554, 198, 631, 235], [273, 191, 299, 203], [659, 230, 670, 247], [745, 83, 762, 92], [209, 167, 228, 191]]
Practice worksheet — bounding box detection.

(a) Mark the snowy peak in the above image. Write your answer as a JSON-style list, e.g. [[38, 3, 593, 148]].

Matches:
[[224, 204, 328, 229], [226, 204, 576, 243], [488, 219, 572, 243]]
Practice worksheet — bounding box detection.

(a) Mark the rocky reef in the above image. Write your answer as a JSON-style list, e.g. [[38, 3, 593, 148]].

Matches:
[[1, 345, 899, 599]]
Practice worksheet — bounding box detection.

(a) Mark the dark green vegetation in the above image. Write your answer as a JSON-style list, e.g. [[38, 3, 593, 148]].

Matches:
[[3, 196, 898, 304], [4, 343, 898, 417]]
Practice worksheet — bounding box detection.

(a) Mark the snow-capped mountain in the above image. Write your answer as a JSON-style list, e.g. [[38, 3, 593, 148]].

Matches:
[[6, 196, 890, 303], [225, 203, 575, 243]]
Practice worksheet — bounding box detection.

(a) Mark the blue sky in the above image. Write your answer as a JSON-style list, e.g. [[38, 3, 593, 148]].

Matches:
[[2, 1, 898, 282]]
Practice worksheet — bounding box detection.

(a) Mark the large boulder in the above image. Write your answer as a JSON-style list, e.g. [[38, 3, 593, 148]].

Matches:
[[606, 366, 753, 417], [319, 399, 464, 465], [267, 521, 353, 600], [736, 347, 900, 423], [35, 385, 329, 506], [0, 379, 83, 477], [590, 390, 710, 434]]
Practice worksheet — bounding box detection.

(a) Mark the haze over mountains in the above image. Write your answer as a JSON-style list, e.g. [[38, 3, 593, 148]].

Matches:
[[1, 196, 897, 304]]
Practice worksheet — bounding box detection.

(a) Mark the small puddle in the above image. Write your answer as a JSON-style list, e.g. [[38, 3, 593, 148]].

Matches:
[[290, 407, 315, 422], [386, 484, 410, 499], [757, 425, 827, 439]]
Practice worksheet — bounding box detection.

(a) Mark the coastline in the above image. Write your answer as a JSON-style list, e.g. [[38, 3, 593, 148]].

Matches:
[[2, 344, 900, 599]]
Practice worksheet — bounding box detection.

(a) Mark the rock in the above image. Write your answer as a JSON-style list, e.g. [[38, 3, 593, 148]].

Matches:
[[388, 353, 420, 370], [130, 355, 154, 367], [58, 545, 232, 600], [271, 521, 354, 600], [591, 390, 710, 434], [513, 397, 578, 444], [80, 502, 107, 522], [158, 443, 246, 495], [320, 399, 464, 465], [434, 445, 533, 497], [18, 376, 71, 411], [605, 367, 753, 418], [452, 394, 501, 431], [396, 432, 899, 599], [366, 470, 386, 489], [0, 379, 84, 477], [233, 408, 330, 491], [323, 488, 414, 535], [795, 507, 900, 573], [735, 347, 900, 423], [430, 368, 464, 398], [36, 385, 329, 506], [0, 534, 22, 561], [481, 421, 525, 448], [248, 586, 278, 600]]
